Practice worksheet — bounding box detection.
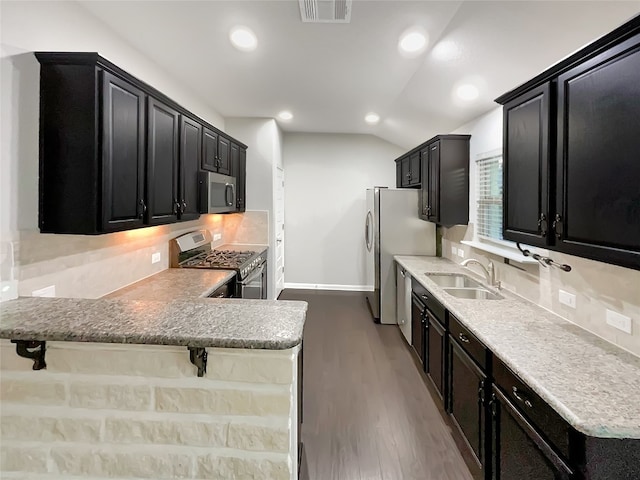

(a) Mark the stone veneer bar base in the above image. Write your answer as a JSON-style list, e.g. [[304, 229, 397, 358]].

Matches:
[[0, 339, 300, 479]]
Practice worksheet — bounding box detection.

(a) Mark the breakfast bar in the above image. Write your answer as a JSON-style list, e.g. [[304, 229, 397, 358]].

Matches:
[[0, 270, 307, 480]]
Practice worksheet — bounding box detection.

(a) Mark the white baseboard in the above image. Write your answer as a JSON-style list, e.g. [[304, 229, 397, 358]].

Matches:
[[283, 283, 373, 292]]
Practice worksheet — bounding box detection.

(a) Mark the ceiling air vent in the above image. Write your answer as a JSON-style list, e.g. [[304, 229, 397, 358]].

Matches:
[[299, 0, 352, 23]]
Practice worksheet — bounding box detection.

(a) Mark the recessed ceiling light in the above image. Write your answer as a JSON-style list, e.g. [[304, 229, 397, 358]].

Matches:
[[398, 27, 428, 56], [432, 40, 463, 61], [278, 111, 293, 121], [229, 26, 257, 52], [364, 113, 380, 125], [456, 84, 479, 101]]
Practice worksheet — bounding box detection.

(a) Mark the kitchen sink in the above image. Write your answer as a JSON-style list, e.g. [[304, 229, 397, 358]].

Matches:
[[425, 273, 484, 289], [443, 287, 503, 301]]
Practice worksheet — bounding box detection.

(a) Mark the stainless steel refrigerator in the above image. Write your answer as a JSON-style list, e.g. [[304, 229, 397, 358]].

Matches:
[[365, 187, 436, 324]]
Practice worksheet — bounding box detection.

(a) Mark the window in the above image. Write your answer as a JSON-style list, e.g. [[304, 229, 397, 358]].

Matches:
[[476, 150, 503, 240]]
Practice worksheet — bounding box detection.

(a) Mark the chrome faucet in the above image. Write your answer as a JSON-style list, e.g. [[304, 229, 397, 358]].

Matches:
[[461, 258, 501, 289]]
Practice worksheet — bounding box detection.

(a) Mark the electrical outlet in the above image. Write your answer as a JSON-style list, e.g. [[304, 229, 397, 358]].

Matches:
[[32, 285, 55, 297], [558, 289, 576, 309], [606, 309, 632, 334], [213, 233, 222, 241], [457, 248, 465, 258], [151, 252, 161, 264]]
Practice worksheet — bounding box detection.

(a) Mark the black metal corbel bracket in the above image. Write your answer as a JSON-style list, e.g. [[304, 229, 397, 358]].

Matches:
[[11, 340, 47, 370], [188, 347, 207, 377]]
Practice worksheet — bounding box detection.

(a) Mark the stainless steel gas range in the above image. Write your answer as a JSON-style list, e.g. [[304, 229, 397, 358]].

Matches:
[[170, 230, 267, 299]]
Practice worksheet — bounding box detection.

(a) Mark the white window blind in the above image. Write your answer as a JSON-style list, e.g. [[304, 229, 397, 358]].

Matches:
[[476, 152, 503, 240]]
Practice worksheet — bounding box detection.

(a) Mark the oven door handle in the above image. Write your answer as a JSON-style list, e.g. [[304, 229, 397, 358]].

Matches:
[[241, 262, 265, 284]]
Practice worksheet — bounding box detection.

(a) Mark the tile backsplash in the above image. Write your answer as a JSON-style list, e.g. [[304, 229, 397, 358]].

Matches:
[[12, 211, 268, 300], [443, 224, 640, 357]]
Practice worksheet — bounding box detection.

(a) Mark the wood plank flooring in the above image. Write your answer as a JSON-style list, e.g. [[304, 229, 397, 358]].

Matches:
[[279, 289, 474, 480]]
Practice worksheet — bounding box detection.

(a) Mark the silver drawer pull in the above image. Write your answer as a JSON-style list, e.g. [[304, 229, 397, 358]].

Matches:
[[458, 333, 470, 343], [421, 294, 428, 300], [512, 386, 533, 408]]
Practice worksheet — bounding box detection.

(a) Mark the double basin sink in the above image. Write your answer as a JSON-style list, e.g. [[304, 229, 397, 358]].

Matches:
[[424, 273, 503, 301]]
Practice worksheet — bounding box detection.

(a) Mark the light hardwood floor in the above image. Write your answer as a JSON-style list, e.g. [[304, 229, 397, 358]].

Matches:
[[279, 289, 475, 480]]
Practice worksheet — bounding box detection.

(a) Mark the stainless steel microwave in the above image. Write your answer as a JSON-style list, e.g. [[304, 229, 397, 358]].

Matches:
[[198, 172, 237, 214]]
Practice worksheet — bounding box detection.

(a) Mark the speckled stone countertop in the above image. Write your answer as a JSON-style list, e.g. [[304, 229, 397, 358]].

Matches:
[[395, 255, 640, 439], [0, 269, 306, 350], [105, 269, 237, 301]]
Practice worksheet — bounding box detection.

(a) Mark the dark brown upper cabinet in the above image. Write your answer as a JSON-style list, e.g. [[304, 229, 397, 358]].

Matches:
[[555, 33, 640, 268], [395, 153, 421, 188], [418, 135, 471, 226], [179, 116, 202, 221], [230, 142, 247, 212], [497, 17, 640, 270], [202, 127, 231, 175], [101, 72, 147, 232], [502, 84, 551, 247], [147, 97, 179, 226], [35, 52, 246, 234]]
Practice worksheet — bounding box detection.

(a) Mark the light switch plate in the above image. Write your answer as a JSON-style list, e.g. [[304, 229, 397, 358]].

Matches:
[[606, 309, 632, 334], [451, 246, 457, 256], [32, 285, 55, 297], [457, 248, 465, 258], [213, 233, 222, 241], [558, 289, 576, 308], [151, 252, 161, 264]]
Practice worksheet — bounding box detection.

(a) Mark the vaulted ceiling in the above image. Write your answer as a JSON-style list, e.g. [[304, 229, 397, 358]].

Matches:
[[78, 0, 640, 149]]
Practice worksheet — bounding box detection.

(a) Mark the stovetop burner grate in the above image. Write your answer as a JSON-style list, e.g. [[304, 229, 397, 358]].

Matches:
[[180, 249, 257, 269]]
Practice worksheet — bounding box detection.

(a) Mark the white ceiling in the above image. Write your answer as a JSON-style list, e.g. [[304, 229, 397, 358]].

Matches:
[[78, 0, 640, 149]]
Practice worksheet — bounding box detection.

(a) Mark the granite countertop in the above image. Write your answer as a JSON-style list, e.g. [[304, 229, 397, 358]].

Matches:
[[395, 255, 640, 439], [106, 269, 237, 301], [0, 268, 306, 350]]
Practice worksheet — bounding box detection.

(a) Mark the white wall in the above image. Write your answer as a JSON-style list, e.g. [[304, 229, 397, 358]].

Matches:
[[0, 0, 226, 298], [224, 118, 282, 300], [444, 108, 640, 357], [283, 133, 403, 289]]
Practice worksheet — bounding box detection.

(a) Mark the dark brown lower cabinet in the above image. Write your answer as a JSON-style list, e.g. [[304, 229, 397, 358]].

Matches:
[[427, 313, 445, 400], [449, 338, 487, 472], [491, 386, 574, 480], [411, 293, 426, 366]]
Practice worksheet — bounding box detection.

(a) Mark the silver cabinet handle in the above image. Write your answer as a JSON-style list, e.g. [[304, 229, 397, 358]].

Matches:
[[458, 333, 470, 344], [512, 386, 533, 408], [139, 199, 146, 218], [421, 294, 428, 301]]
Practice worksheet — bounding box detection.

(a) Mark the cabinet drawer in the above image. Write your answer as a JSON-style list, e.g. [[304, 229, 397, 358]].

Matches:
[[411, 278, 446, 321], [449, 314, 487, 370], [493, 358, 572, 460]]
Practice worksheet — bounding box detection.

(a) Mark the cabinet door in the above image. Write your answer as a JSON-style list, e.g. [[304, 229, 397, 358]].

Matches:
[[401, 157, 411, 187], [427, 312, 445, 401], [396, 160, 402, 188], [237, 147, 247, 211], [147, 97, 179, 225], [217, 135, 231, 175], [202, 127, 219, 172], [503, 84, 551, 247], [179, 116, 202, 221], [450, 339, 487, 470], [427, 142, 440, 222], [411, 296, 425, 366], [230, 142, 240, 177], [555, 33, 640, 269], [101, 72, 146, 231], [492, 387, 574, 480], [409, 152, 421, 186], [419, 148, 430, 220]]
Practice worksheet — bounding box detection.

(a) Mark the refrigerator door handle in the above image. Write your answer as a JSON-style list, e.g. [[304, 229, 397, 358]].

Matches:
[[365, 211, 373, 252]]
